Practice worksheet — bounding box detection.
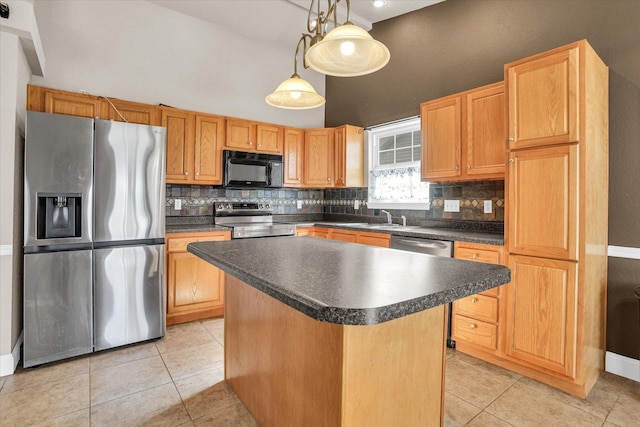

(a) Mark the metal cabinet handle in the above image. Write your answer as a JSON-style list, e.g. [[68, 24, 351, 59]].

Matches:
[[467, 164, 471, 169], [249, 142, 253, 145], [509, 158, 515, 163], [195, 172, 200, 176], [508, 137, 515, 141], [184, 172, 189, 176], [472, 253, 478, 259], [327, 178, 331, 181], [470, 324, 477, 329], [471, 298, 478, 303], [455, 165, 459, 171]]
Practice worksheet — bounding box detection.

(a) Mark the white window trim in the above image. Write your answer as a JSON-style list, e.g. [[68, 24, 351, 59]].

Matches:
[[366, 117, 430, 210]]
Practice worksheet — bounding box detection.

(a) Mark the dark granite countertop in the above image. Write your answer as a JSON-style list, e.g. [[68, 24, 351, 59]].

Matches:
[[166, 224, 230, 234], [188, 237, 510, 326], [292, 222, 504, 246]]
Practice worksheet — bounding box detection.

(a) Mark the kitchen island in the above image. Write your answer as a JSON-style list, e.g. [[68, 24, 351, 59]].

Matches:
[[189, 237, 510, 426]]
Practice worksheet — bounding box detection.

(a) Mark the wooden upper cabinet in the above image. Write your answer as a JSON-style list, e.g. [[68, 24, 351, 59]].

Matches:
[[334, 125, 364, 187], [421, 96, 462, 180], [304, 128, 334, 187], [194, 114, 224, 184], [466, 83, 506, 177], [44, 91, 100, 119], [506, 46, 579, 150], [162, 108, 194, 183], [101, 99, 161, 126], [420, 82, 505, 182], [284, 127, 304, 187], [505, 255, 578, 378], [508, 144, 578, 261], [162, 108, 224, 185], [225, 119, 283, 154]]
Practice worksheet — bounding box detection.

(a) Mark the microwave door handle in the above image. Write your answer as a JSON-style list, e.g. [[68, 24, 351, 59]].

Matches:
[[266, 162, 272, 185]]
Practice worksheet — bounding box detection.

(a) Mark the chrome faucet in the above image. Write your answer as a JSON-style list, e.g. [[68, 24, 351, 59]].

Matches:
[[401, 215, 407, 227], [381, 210, 392, 224]]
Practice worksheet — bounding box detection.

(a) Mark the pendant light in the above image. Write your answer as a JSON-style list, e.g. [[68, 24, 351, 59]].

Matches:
[[266, 36, 325, 109], [305, 0, 390, 77]]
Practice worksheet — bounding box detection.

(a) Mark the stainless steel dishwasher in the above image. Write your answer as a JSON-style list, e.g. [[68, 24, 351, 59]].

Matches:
[[390, 235, 456, 348]]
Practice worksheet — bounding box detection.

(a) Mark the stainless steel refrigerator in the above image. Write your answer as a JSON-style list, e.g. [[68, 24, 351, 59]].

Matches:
[[23, 111, 166, 367]]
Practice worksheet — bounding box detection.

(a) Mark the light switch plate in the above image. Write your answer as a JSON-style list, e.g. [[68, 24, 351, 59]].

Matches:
[[444, 200, 460, 212], [174, 199, 182, 210], [297, 200, 303, 209], [354, 200, 360, 209], [484, 200, 492, 214]]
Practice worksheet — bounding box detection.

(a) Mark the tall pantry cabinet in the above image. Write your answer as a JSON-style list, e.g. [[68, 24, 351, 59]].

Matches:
[[504, 40, 608, 398]]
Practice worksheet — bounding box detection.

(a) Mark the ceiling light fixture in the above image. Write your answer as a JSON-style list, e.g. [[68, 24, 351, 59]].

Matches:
[[304, 0, 390, 77], [371, 0, 388, 8], [265, 36, 326, 109], [266, 0, 390, 109]]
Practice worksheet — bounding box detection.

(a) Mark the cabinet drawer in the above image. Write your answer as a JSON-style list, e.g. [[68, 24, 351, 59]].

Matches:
[[454, 294, 498, 323], [455, 246, 500, 264], [167, 234, 229, 252], [453, 315, 498, 350]]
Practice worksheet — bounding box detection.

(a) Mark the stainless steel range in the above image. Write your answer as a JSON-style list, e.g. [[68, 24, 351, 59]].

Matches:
[[214, 202, 296, 238]]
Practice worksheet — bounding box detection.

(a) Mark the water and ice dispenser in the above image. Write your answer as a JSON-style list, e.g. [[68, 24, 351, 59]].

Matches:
[[36, 193, 82, 239]]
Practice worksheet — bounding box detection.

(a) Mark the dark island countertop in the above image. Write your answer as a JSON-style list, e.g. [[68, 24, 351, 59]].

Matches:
[[188, 237, 510, 326]]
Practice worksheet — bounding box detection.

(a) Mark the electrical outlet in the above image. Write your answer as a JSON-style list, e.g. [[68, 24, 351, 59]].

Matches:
[[484, 200, 492, 214], [444, 200, 460, 212], [297, 200, 303, 209], [174, 199, 182, 210], [354, 200, 360, 209]]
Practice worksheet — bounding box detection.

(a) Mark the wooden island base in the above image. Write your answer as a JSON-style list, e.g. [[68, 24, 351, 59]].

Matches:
[[224, 274, 447, 427]]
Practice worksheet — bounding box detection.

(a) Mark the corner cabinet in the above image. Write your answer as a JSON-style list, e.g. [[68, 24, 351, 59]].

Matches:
[[502, 40, 607, 398], [304, 128, 335, 187], [420, 82, 505, 182], [166, 231, 231, 325], [162, 108, 225, 185], [283, 127, 305, 187]]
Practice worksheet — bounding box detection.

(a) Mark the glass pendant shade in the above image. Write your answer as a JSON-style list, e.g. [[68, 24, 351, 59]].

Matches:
[[305, 24, 390, 77], [265, 74, 325, 109]]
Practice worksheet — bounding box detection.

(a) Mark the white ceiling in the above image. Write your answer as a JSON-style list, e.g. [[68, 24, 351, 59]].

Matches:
[[148, 0, 444, 49]]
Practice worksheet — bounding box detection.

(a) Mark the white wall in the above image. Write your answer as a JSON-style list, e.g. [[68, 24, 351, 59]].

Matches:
[[0, 27, 31, 376], [31, 0, 325, 128]]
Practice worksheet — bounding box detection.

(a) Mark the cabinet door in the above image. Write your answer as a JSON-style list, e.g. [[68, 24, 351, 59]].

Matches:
[[466, 84, 506, 177], [508, 144, 578, 261], [226, 119, 255, 151], [44, 91, 100, 118], [194, 114, 224, 184], [284, 128, 304, 186], [162, 109, 194, 183], [304, 129, 334, 187], [421, 96, 462, 180], [167, 252, 224, 314], [330, 230, 357, 243], [334, 126, 346, 187], [256, 124, 283, 154], [505, 255, 577, 378], [356, 232, 390, 248], [507, 47, 579, 149], [101, 99, 160, 125]]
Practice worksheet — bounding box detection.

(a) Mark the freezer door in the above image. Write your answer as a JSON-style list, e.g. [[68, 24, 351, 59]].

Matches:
[[94, 244, 166, 351], [24, 112, 94, 247], [94, 120, 166, 243], [23, 250, 93, 367]]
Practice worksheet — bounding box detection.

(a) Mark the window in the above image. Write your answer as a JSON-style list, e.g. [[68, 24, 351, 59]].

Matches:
[[367, 117, 429, 209]]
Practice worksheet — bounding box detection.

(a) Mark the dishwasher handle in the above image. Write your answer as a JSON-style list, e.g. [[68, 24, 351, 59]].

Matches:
[[394, 239, 450, 250]]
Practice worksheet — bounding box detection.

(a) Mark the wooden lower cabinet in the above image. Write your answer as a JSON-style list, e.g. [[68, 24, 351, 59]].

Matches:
[[166, 231, 231, 325], [296, 226, 391, 248], [451, 242, 505, 356]]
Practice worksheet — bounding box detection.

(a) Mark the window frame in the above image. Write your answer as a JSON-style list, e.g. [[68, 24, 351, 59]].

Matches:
[[366, 117, 430, 210]]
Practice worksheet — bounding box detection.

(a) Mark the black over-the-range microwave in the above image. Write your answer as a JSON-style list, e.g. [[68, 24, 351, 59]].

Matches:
[[223, 150, 284, 188]]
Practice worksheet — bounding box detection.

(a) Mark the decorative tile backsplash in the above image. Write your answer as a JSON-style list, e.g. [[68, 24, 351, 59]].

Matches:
[[166, 181, 505, 222]]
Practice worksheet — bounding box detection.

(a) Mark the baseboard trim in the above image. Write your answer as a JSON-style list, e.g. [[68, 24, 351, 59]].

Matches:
[[0, 330, 23, 377], [605, 351, 640, 382]]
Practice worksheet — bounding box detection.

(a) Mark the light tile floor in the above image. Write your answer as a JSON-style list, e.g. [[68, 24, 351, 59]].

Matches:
[[1, 318, 638, 426]]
